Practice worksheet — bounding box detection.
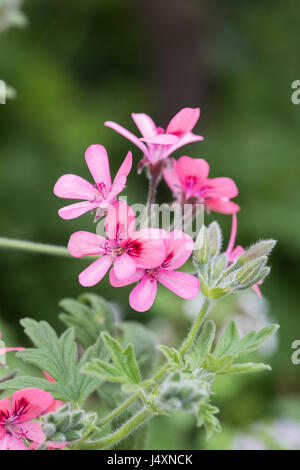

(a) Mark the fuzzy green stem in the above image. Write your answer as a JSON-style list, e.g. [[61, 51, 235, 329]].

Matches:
[[0, 237, 70, 257], [79, 407, 153, 450], [179, 298, 210, 355], [97, 392, 141, 428]]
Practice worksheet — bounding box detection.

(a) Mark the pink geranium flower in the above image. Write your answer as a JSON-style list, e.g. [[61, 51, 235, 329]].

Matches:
[[109, 230, 199, 312], [0, 388, 54, 450], [163, 156, 240, 214], [68, 201, 166, 287], [226, 214, 262, 296], [54, 144, 132, 220], [105, 108, 203, 165]]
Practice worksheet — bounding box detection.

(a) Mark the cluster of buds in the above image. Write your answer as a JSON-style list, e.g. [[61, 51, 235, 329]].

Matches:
[[42, 404, 97, 446], [193, 221, 276, 299], [158, 371, 211, 414]]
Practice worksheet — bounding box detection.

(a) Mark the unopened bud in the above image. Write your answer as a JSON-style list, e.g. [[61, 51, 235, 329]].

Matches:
[[208, 222, 222, 257], [194, 226, 209, 265], [213, 254, 227, 279], [236, 256, 267, 285], [238, 240, 276, 264]]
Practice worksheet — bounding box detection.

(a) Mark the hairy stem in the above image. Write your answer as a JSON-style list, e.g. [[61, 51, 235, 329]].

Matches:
[[179, 297, 210, 354], [97, 392, 141, 428], [79, 407, 153, 450], [0, 237, 70, 257]]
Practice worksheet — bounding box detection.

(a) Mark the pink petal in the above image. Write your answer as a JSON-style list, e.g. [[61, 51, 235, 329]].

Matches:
[[85, 144, 112, 189], [165, 132, 204, 157], [79, 256, 112, 287], [162, 231, 194, 270], [0, 434, 27, 450], [47, 441, 67, 450], [0, 427, 6, 440], [141, 134, 179, 145], [207, 198, 240, 214], [109, 151, 132, 200], [68, 231, 107, 257], [0, 397, 11, 418], [166, 107, 200, 137], [105, 201, 135, 241], [43, 371, 55, 383], [15, 422, 45, 444], [12, 388, 54, 424], [176, 156, 210, 186], [109, 267, 144, 287], [204, 177, 239, 198], [54, 174, 95, 200], [113, 253, 137, 280], [105, 121, 149, 156], [128, 228, 166, 269], [252, 284, 262, 297], [131, 113, 157, 138], [227, 245, 245, 263], [129, 276, 158, 312], [158, 270, 199, 299], [225, 213, 238, 258], [58, 201, 99, 220], [162, 159, 182, 193]]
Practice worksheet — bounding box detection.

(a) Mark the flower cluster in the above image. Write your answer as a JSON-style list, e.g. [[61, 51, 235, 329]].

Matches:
[[54, 108, 242, 312]]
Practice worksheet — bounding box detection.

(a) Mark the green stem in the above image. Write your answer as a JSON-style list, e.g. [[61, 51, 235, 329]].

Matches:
[[79, 407, 153, 450], [179, 297, 210, 355], [97, 392, 141, 428], [0, 237, 70, 257]]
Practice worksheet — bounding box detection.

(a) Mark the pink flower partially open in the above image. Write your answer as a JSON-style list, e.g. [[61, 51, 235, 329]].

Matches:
[[54, 144, 132, 220], [163, 156, 240, 214], [68, 200, 166, 287], [105, 108, 203, 165], [110, 230, 199, 312], [0, 388, 54, 450], [226, 214, 262, 296]]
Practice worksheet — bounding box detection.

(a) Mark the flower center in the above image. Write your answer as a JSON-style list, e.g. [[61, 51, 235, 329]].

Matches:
[[146, 269, 159, 282], [185, 176, 198, 194], [93, 182, 108, 201]]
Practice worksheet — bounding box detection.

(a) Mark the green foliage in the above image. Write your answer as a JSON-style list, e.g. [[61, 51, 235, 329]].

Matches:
[[184, 320, 216, 371], [0, 319, 105, 403], [197, 403, 221, 440], [157, 345, 183, 369], [82, 332, 141, 387], [118, 322, 157, 378], [213, 321, 279, 359], [59, 293, 115, 349]]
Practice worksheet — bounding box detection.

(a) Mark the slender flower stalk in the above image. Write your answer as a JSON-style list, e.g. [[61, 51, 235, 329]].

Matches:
[[79, 407, 153, 450], [0, 237, 71, 257]]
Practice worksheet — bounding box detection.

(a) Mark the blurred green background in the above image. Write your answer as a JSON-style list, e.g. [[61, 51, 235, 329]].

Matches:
[[1, 0, 300, 449]]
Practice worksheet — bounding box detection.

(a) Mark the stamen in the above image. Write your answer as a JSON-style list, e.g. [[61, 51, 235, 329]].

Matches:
[[93, 182, 108, 201]]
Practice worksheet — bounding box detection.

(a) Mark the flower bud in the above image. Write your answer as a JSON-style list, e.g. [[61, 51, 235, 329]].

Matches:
[[238, 240, 276, 264], [193, 226, 209, 266], [208, 222, 222, 257], [235, 256, 267, 286]]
